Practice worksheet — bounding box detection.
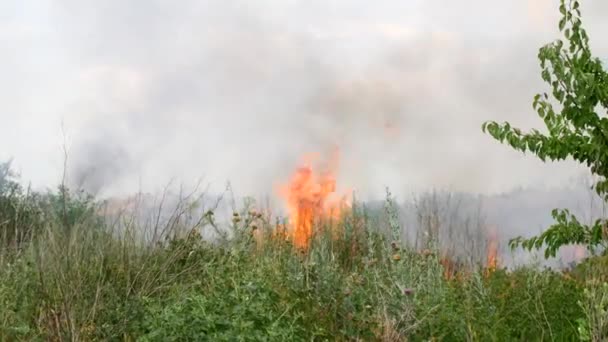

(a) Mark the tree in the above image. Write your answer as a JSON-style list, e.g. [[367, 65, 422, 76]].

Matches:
[[482, 0, 608, 258]]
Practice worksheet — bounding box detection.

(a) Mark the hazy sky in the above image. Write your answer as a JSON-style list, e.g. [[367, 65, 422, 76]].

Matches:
[[1, 0, 607, 199]]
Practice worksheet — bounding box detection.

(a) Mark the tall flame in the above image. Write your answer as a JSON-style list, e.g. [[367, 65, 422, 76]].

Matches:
[[278, 150, 349, 249]]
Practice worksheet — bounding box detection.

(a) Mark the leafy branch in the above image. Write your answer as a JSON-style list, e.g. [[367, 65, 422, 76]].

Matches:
[[482, 0, 608, 256]]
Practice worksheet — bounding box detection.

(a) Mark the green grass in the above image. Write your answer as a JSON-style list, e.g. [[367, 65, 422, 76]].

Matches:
[[0, 176, 605, 341]]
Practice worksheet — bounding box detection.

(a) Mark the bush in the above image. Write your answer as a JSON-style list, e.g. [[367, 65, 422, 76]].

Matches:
[[0, 171, 600, 341]]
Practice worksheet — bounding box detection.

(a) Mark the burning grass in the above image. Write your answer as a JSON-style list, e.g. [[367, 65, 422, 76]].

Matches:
[[0, 172, 604, 341], [277, 150, 351, 250]]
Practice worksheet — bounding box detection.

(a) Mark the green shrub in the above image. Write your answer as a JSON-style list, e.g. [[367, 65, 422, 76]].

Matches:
[[0, 171, 600, 341]]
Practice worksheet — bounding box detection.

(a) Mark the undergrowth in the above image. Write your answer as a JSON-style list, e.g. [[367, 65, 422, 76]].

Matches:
[[0, 170, 604, 341]]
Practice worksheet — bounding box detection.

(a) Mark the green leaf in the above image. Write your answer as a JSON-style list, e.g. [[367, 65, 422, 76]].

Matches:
[[481, 0, 608, 259]]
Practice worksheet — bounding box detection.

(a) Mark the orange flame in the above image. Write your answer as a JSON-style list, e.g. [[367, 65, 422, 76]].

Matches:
[[485, 228, 499, 275], [440, 257, 456, 280], [440, 258, 472, 281], [277, 150, 350, 249]]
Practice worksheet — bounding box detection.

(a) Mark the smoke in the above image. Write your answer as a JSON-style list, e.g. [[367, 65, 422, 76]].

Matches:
[[68, 136, 133, 196], [1, 0, 607, 199]]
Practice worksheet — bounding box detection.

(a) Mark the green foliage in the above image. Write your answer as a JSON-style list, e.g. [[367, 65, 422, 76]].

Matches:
[[570, 253, 608, 283], [0, 161, 103, 251], [508, 209, 608, 258], [482, 0, 608, 257], [484, 268, 583, 341], [0, 167, 598, 341], [576, 282, 608, 341], [0, 161, 44, 247], [44, 186, 101, 230], [139, 287, 302, 341]]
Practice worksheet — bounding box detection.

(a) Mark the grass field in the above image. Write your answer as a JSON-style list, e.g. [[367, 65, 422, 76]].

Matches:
[[1, 167, 607, 341]]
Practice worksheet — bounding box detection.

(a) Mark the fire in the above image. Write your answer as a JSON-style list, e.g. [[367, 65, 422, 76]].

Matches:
[[277, 150, 350, 249], [439, 257, 470, 281], [440, 257, 456, 280], [485, 228, 499, 275]]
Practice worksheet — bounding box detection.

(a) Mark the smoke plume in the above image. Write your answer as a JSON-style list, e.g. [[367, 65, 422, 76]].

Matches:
[[0, 0, 607, 199]]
